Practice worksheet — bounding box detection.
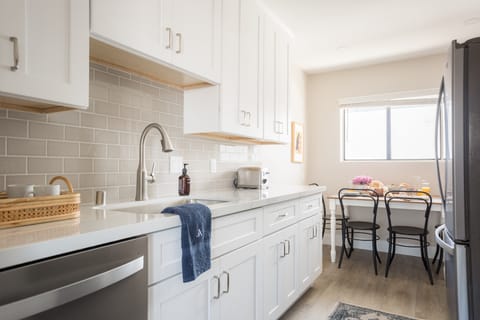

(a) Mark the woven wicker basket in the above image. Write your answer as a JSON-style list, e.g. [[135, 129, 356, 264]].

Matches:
[[0, 176, 80, 228]]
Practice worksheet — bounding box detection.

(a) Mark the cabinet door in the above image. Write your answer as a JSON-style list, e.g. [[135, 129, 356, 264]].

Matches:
[[263, 224, 298, 320], [148, 260, 219, 320], [171, 0, 220, 83], [213, 241, 263, 320], [237, 0, 263, 138], [91, 0, 171, 62], [263, 15, 290, 143], [297, 215, 322, 292], [0, 0, 88, 108]]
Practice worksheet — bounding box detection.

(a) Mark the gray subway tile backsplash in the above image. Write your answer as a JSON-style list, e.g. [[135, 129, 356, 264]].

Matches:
[[0, 62, 258, 203]]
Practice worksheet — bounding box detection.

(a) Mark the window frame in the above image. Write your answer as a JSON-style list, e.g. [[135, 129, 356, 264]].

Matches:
[[341, 104, 442, 162]]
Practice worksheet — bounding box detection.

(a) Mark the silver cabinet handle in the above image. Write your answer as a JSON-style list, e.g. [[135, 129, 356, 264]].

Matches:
[[309, 226, 315, 240], [221, 271, 230, 294], [9, 37, 19, 71], [314, 225, 318, 238], [307, 203, 313, 209], [247, 112, 252, 126], [0, 256, 144, 320], [278, 212, 288, 218], [175, 33, 182, 54], [285, 239, 291, 255], [165, 27, 173, 49], [213, 275, 221, 299], [280, 241, 286, 258], [240, 110, 246, 125]]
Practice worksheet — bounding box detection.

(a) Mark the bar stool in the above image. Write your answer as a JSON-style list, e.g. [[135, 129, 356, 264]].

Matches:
[[337, 188, 381, 275], [384, 190, 434, 285]]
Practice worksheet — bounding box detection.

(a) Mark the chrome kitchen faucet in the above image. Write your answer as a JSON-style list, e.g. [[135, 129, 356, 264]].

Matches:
[[136, 123, 174, 201]]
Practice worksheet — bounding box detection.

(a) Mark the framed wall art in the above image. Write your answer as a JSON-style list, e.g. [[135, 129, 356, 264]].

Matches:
[[291, 122, 304, 163]]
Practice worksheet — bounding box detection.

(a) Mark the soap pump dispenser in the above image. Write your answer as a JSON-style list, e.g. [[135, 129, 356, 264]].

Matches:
[[178, 163, 191, 196]]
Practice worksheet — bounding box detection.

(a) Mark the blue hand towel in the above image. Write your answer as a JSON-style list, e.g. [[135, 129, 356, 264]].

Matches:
[[162, 203, 211, 282]]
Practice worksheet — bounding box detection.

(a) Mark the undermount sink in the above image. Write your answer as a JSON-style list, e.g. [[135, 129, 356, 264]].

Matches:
[[99, 198, 229, 214]]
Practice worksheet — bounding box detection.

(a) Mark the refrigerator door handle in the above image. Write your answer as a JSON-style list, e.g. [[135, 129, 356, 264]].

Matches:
[[435, 224, 454, 255], [435, 77, 446, 206]]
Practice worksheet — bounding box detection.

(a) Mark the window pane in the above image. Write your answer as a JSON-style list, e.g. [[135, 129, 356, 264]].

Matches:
[[344, 108, 387, 160], [390, 105, 436, 159]]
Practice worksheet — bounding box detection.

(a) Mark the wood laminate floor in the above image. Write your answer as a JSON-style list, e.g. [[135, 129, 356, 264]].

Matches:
[[281, 246, 449, 320]]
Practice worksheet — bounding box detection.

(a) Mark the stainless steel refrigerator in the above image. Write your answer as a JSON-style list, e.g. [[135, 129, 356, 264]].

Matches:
[[435, 37, 480, 320]]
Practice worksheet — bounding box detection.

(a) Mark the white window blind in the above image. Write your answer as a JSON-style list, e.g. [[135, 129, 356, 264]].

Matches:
[[340, 89, 439, 161]]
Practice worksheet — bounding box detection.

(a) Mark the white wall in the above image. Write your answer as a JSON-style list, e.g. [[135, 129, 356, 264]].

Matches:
[[258, 64, 307, 185], [306, 54, 446, 195]]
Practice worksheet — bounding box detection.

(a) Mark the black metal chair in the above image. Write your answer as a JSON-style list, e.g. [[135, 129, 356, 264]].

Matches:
[[384, 190, 434, 285], [321, 194, 349, 238], [432, 223, 444, 274], [338, 188, 381, 275]]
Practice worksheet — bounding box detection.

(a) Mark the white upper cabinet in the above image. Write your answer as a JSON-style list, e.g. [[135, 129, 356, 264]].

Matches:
[[90, 0, 221, 84], [184, 0, 264, 141], [263, 14, 290, 143], [171, 0, 221, 82], [90, 0, 171, 62], [0, 0, 89, 110]]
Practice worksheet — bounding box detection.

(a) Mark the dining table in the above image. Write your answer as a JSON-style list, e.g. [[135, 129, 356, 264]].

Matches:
[[326, 194, 443, 263]]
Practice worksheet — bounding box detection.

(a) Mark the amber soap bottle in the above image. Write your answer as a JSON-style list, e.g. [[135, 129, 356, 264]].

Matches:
[[178, 163, 191, 196]]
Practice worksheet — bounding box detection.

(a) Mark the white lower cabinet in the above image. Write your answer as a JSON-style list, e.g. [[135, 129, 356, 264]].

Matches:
[[297, 215, 323, 292], [212, 240, 263, 320], [263, 224, 299, 320], [148, 261, 219, 320], [147, 192, 323, 320]]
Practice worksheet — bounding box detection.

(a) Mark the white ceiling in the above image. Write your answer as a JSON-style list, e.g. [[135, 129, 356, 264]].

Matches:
[[260, 0, 480, 73]]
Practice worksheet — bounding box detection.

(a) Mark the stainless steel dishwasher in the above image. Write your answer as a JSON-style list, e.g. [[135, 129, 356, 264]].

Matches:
[[0, 236, 147, 320]]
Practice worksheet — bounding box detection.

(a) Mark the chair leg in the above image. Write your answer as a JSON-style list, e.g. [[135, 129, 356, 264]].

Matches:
[[420, 236, 429, 271], [322, 218, 326, 239], [372, 229, 381, 263], [338, 222, 347, 269], [372, 231, 378, 275], [385, 231, 393, 278], [423, 236, 434, 285], [391, 233, 397, 264], [432, 243, 440, 265], [436, 248, 444, 274], [345, 228, 353, 258]]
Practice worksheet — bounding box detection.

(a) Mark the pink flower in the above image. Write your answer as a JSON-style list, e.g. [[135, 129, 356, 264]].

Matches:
[[352, 175, 373, 185]]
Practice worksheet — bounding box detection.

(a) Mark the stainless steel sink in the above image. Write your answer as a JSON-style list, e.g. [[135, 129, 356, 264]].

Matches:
[[112, 198, 228, 214]]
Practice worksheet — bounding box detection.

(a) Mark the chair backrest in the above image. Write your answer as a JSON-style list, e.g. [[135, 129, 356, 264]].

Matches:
[[338, 187, 379, 224], [383, 190, 433, 233]]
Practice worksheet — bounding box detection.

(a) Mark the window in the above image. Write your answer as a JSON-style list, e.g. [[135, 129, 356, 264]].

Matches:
[[341, 91, 438, 161]]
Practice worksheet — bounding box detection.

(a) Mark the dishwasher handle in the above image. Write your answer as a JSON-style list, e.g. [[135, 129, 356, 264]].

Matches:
[[435, 224, 454, 255], [0, 256, 144, 320]]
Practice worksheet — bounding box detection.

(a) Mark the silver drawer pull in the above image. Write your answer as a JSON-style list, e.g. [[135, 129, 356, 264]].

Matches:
[[175, 33, 182, 54], [165, 27, 172, 49], [10, 37, 19, 71], [309, 226, 315, 239], [285, 239, 291, 255], [278, 212, 288, 218], [221, 271, 230, 294], [213, 275, 221, 299], [307, 204, 313, 209], [279, 241, 286, 258], [0, 256, 144, 320]]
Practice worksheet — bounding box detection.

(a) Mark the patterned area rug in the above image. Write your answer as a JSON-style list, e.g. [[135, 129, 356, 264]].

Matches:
[[328, 302, 418, 320]]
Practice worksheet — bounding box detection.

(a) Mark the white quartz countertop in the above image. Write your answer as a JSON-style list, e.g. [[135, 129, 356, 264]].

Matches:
[[0, 185, 325, 270]]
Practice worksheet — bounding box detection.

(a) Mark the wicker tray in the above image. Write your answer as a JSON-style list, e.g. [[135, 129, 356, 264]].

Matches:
[[0, 176, 80, 229]]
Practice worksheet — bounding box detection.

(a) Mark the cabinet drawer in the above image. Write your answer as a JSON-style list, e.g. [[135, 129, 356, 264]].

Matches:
[[263, 200, 298, 235], [212, 208, 263, 258], [299, 194, 323, 219], [148, 208, 263, 284]]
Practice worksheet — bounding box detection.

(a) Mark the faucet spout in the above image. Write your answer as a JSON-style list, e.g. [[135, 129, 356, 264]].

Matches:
[[136, 123, 174, 201]]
